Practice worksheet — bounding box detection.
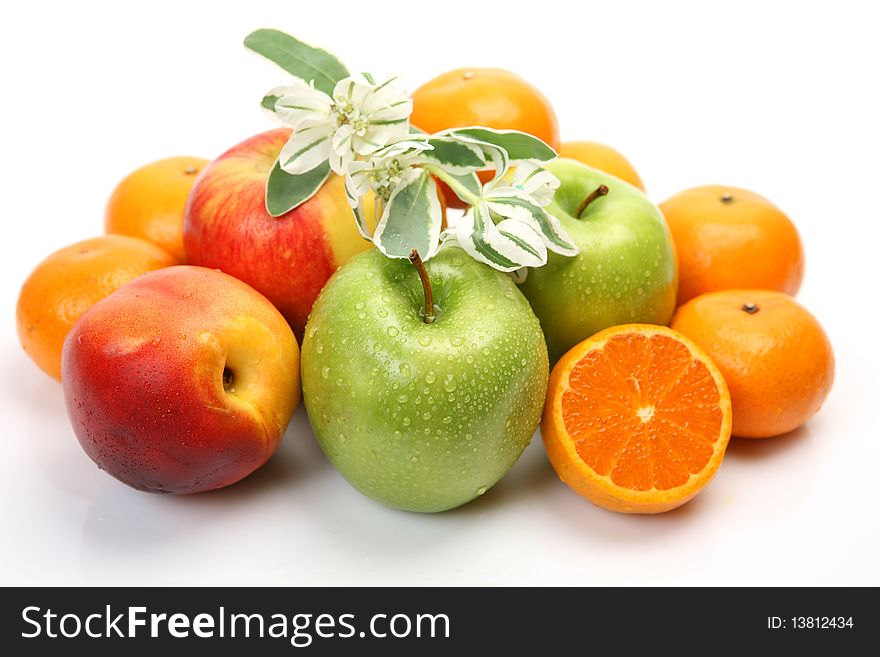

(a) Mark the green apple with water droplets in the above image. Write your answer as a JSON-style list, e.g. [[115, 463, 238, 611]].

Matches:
[[519, 158, 678, 365], [301, 246, 548, 512]]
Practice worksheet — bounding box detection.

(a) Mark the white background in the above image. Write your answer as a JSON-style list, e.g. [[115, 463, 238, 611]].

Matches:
[[2, 0, 879, 585]]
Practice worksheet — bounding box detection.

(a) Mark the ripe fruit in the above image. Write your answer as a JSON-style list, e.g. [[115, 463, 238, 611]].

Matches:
[[16, 235, 176, 380], [671, 290, 834, 438], [542, 324, 732, 514], [62, 266, 300, 494], [660, 185, 804, 305], [558, 141, 645, 191], [184, 128, 375, 338], [519, 158, 678, 365], [411, 67, 559, 208], [105, 156, 209, 263], [301, 247, 549, 512]]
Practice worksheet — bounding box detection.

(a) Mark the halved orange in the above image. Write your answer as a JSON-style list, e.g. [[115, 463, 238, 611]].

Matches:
[[542, 324, 732, 514]]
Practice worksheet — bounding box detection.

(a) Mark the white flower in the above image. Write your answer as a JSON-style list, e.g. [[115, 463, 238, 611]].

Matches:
[[344, 137, 434, 208], [484, 160, 559, 207], [269, 74, 412, 175]]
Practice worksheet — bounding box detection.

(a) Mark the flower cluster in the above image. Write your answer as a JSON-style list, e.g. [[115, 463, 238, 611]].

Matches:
[[258, 42, 578, 272]]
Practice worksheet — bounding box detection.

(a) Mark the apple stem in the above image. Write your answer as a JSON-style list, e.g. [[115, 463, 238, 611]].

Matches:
[[409, 249, 435, 324], [575, 184, 609, 218]]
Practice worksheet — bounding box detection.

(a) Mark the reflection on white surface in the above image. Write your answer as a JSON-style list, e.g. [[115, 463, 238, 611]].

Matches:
[[1, 359, 827, 586]]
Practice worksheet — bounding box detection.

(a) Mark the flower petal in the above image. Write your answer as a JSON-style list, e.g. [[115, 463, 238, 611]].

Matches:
[[344, 160, 373, 207], [331, 124, 355, 155], [274, 87, 334, 126], [354, 122, 410, 155], [328, 147, 352, 175], [333, 75, 373, 107]]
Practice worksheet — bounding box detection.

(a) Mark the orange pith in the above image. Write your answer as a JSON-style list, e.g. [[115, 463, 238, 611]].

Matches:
[[543, 324, 732, 513]]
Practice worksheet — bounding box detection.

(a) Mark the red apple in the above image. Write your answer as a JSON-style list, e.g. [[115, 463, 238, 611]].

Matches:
[[183, 128, 373, 338], [62, 266, 300, 494]]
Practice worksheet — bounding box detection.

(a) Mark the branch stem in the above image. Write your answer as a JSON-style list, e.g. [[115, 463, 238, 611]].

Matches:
[[424, 164, 482, 207]]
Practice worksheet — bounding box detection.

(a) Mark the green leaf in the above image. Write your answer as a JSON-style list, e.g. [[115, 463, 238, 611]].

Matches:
[[244, 29, 349, 96], [373, 170, 442, 259], [421, 137, 485, 173], [451, 127, 556, 162], [261, 93, 281, 112], [265, 159, 330, 217]]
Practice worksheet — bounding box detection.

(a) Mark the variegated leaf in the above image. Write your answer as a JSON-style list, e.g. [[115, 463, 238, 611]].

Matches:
[[454, 203, 547, 272], [450, 126, 556, 162], [435, 130, 509, 181], [419, 137, 485, 174], [373, 170, 443, 259], [485, 189, 579, 256]]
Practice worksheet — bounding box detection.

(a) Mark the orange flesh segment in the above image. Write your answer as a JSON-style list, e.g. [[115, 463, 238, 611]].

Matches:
[[561, 333, 724, 491]]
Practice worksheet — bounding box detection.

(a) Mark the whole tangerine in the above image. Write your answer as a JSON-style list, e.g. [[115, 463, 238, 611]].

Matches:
[[16, 235, 176, 380], [660, 185, 804, 305], [671, 289, 834, 438], [106, 156, 209, 262]]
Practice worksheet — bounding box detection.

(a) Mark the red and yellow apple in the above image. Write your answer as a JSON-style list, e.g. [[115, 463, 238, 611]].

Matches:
[[62, 266, 300, 494], [184, 128, 374, 338]]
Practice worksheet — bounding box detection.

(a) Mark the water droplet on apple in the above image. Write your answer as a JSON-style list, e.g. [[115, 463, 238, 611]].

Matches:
[[443, 374, 457, 392], [396, 394, 409, 403], [402, 417, 411, 427], [465, 355, 474, 364], [377, 308, 388, 318], [338, 432, 347, 443], [307, 326, 317, 338], [387, 326, 399, 337], [419, 335, 432, 347], [399, 363, 411, 377], [355, 301, 365, 310], [316, 342, 323, 353], [451, 336, 465, 347], [358, 312, 366, 320], [366, 272, 374, 280], [410, 455, 419, 463], [476, 486, 487, 496], [321, 366, 330, 379], [425, 370, 436, 384], [422, 411, 431, 420], [443, 416, 452, 424]]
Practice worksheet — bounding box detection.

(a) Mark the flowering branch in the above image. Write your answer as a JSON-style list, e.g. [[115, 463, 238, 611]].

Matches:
[[247, 29, 579, 273]]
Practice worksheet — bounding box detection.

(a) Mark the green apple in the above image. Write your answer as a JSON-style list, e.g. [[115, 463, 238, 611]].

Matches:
[[519, 158, 678, 364], [301, 246, 549, 512]]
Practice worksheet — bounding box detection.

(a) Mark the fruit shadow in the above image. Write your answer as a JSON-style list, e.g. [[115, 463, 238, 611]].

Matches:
[[471, 429, 719, 545], [19, 362, 108, 501], [724, 424, 813, 461], [443, 436, 560, 517], [75, 406, 330, 579]]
